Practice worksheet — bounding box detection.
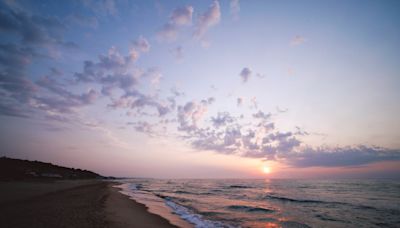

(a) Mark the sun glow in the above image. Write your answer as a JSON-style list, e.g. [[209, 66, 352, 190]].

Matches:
[[262, 165, 271, 174]]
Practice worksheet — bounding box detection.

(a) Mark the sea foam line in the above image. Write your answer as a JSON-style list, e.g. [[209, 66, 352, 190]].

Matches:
[[118, 182, 234, 228], [164, 198, 234, 228]]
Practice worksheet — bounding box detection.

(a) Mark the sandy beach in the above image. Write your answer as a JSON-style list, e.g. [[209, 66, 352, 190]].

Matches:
[[0, 180, 178, 228]]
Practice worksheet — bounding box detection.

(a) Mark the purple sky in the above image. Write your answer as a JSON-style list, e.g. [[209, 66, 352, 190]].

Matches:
[[0, 0, 399, 178]]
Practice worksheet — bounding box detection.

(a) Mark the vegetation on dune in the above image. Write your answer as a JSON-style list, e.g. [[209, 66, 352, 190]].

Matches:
[[0, 157, 104, 181]]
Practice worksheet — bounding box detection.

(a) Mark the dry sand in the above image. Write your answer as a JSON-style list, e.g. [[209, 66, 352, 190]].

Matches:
[[0, 180, 178, 228]]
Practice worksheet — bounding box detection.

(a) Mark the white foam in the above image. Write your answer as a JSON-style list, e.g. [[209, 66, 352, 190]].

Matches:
[[165, 199, 233, 228], [128, 183, 138, 190], [114, 182, 193, 228]]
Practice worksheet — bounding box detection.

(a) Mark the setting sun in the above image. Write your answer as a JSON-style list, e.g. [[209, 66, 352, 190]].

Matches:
[[262, 165, 271, 174]]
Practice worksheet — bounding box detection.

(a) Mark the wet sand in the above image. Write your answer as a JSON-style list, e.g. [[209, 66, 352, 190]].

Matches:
[[0, 180, 177, 228]]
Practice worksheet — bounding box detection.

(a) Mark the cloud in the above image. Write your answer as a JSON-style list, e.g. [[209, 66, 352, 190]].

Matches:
[[170, 86, 185, 97], [170, 5, 194, 26], [35, 89, 97, 114], [0, 48, 66, 120], [1, 2, 397, 171], [132, 36, 150, 53], [230, 0, 240, 20], [240, 67, 252, 83], [0, 3, 86, 120], [256, 73, 265, 79], [178, 108, 400, 167], [237, 97, 244, 106], [108, 89, 172, 117], [36, 73, 98, 114], [143, 67, 162, 88], [252, 110, 271, 120], [74, 46, 138, 84], [157, 23, 179, 42], [0, 44, 39, 111], [208, 97, 216, 104], [0, 101, 31, 118], [211, 112, 234, 128], [0, 6, 76, 49], [157, 2, 220, 45], [157, 5, 194, 41], [276, 106, 288, 113], [72, 45, 173, 118], [0, 44, 38, 75], [290, 35, 306, 46], [177, 100, 210, 132], [170, 45, 184, 60], [82, 0, 118, 16], [187, 110, 279, 158], [128, 121, 163, 137], [287, 146, 400, 168], [66, 13, 98, 29], [194, 0, 221, 39]]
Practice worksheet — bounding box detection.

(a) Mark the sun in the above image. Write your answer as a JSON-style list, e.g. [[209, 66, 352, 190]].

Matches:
[[262, 165, 271, 174]]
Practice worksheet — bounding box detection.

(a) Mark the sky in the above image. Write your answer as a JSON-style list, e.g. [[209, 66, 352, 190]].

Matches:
[[0, 0, 399, 178]]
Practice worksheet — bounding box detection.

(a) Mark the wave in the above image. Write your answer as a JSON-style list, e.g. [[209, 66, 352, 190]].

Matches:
[[228, 185, 252, 189], [173, 190, 192, 194], [227, 205, 274, 213], [264, 195, 385, 213], [280, 221, 311, 228], [315, 214, 348, 223], [172, 190, 213, 195], [264, 195, 326, 204], [165, 199, 234, 228]]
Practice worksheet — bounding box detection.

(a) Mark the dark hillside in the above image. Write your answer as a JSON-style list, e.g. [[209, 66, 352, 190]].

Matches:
[[0, 157, 103, 181]]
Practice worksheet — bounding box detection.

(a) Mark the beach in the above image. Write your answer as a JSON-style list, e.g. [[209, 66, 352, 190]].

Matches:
[[0, 180, 178, 228]]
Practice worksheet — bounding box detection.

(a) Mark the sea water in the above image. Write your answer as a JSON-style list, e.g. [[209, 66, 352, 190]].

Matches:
[[117, 179, 400, 228]]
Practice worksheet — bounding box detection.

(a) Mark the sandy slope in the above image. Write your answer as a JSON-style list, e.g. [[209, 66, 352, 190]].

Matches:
[[0, 180, 177, 228]]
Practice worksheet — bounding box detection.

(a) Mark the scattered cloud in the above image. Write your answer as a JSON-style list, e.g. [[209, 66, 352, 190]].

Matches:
[[176, 108, 400, 167], [276, 106, 288, 113], [171, 86, 185, 97], [170, 45, 184, 60], [157, 23, 179, 41], [211, 112, 235, 128], [287, 146, 400, 168], [36, 73, 98, 114], [0, 6, 76, 48], [66, 13, 99, 29], [1, 1, 398, 172], [290, 35, 306, 46], [132, 36, 150, 53], [170, 5, 194, 26], [237, 97, 244, 106], [256, 73, 266, 79], [0, 1, 81, 120], [128, 121, 158, 136], [82, 0, 118, 16], [0, 101, 31, 118], [240, 67, 252, 83], [252, 110, 271, 120], [194, 0, 221, 39], [177, 100, 211, 132], [250, 97, 258, 109], [230, 0, 240, 20], [157, 5, 194, 41]]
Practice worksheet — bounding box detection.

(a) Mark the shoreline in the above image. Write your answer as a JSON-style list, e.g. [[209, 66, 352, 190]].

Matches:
[[106, 182, 180, 228], [113, 183, 193, 228], [0, 180, 183, 228]]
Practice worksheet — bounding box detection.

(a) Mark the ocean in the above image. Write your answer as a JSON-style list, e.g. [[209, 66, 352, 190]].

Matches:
[[116, 179, 400, 228]]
